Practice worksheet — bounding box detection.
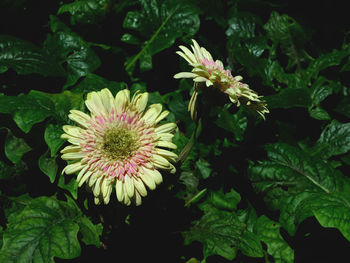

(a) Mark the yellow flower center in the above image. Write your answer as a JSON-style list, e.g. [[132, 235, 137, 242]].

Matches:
[[102, 127, 138, 160]]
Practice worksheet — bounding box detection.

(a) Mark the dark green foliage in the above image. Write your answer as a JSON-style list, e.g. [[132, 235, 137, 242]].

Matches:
[[0, 0, 349, 262]]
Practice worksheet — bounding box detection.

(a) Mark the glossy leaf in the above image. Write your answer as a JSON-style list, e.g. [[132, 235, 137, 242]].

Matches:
[[44, 124, 65, 157], [38, 151, 58, 183], [58, 0, 108, 25], [0, 196, 102, 263], [123, 0, 200, 72], [313, 120, 350, 159], [255, 216, 294, 263], [0, 35, 63, 76]]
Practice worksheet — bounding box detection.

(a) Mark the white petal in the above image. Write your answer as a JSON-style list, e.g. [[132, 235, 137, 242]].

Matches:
[[76, 165, 89, 183], [140, 169, 156, 190], [93, 177, 103, 196], [178, 45, 196, 63], [85, 91, 105, 116], [61, 152, 85, 160], [88, 172, 99, 187], [61, 145, 81, 154], [157, 133, 174, 142], [155, 148, 178, 161], [78, 170, 92, 187], [155, 123, 177, 134], [62, 162, 84, 175], [134, 191, 142, 206], [125, 175, 135, 198], [99, 88, 114, 113], [114, 89, 130, 113], [123, 183, 132, 205], [116, 179, 124, 202], [152, 154, 171, 169], [193, 76, 208, 83], [154, 110, 169, 124], [142, 104, 162, 125], [144, 168, 163, 185], [191, 39, 203, 60], [133, 92, 149, 113], [68, 110, 90, 128], [62, 125, 83, 137], [133, 177, 147, 197], [173, 72, 198, 79], [156, 140, 177, 149], [61, 134, 81, 145]]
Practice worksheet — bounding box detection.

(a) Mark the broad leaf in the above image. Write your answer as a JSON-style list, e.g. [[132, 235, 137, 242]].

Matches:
[[4, 129, 31, 164], [122, 0, 200, 72], [0, 92, 54, 133], [44, 124, 65, 157], [39, 151, 58, 183], [184, 189, 263, 261], [264, 88, 311, 109], [58, 0, 108, 25], [44, 17, 101, 87], [0, 196, 102, 263], [255, 216, 294, 263], [0, 35, 63, 76], [312, 120, 350, 159]]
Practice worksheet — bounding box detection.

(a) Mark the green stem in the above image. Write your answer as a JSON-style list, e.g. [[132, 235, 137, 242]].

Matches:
[[125, 7, 178, 72]]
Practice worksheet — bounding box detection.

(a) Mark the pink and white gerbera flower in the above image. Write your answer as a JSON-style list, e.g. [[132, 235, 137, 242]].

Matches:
[[174, 39, 269, 120], [61, 88, 178, 206]]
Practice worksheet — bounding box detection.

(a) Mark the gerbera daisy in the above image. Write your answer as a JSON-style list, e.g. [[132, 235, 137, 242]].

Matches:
[[174, 39, 269, 120], [61, 88, 178, 206]]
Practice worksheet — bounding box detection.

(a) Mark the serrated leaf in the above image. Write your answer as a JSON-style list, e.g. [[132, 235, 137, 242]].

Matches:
[[185, 190, 263, 260], [123, 0, 200, 73], [304, 47, 350, 82], [255, 216, 294, 263], [76, 216, 103, 247], [0, 35, 64, 76], [311, 120, 350, 159], [4, 130, 31, 164], [0, 196, 82, 263], [39, 151, 58, 183], [58, 0, 108, 25], [248, 143, 339, 210]]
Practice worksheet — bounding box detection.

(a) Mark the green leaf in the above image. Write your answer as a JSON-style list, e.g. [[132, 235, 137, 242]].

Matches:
[[0, 196, 83, 263], [263, 11, 308, 69], [76, 216, 103, 247], [309, 106, 331, 120], [0, 160, 26, 180], [4, 130, 31, 164], [44, 18, 101, 87], [185, 190, 263, 261], [195, 159, 212, 179], [264, 88, 311, 109], [0, 35, 64, 76], [44, 124, 65, 157], [123, 0, 200, 73], [58, 173, 79, 199], [215, 108, 247, 141], [334, 96, 350, 118], [39, 151, 58, 183], [0, 92, 54, 133], [304, 47, 350, 83], [249, 142, 350, 238], [58, 0, 108, 25], [313, 120, 350, 159], [255, 216, 294, 263], [71, 73, 127, 94], [248, 143, 339, 210], [183, 208, 263, 261], [204, 189, 241, 212], [312, 192, 350, 241]]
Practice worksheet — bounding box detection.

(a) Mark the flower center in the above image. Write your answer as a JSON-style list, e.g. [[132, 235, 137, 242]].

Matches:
[[102, 127, 138, 160]]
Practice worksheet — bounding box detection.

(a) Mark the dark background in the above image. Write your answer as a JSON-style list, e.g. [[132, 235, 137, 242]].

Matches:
[[1, 0, 349, 262]]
